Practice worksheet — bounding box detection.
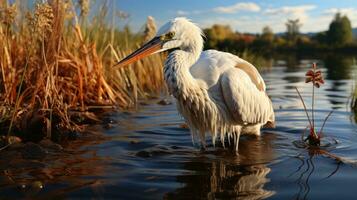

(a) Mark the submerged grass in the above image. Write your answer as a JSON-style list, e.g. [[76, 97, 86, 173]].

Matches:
[[0, 0, 165, 142]]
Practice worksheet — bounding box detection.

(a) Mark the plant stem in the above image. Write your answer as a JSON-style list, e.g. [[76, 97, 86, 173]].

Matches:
[[312, 67, 315, 135], [295, 87, 314, 130], [319, 110, 333, 137], [7, 58, 29, 137]]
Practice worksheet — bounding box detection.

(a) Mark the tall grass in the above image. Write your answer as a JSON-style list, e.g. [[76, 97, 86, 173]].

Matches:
[[351, 77, 357, 123], [350, 59, 357, 121], [0, 0, 165, 141]]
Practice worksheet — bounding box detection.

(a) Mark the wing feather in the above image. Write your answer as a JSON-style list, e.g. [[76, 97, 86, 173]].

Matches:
[[220, 68, 274, 125], [189, 50, 275, 126], [191, 50, 266, 91], [235, 58, 266, 91]]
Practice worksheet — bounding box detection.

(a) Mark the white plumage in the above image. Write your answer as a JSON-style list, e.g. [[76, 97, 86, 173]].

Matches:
[[115, 18, 275, 151]]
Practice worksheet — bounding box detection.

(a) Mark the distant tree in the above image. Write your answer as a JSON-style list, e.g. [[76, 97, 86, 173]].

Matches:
[[252, 26, 274, 50], [274, 37, 287, 47], [285, 19, 301, 42], [327, 13, 353, 46], [261, 26, 274, 42], [296, 35, 312, 49], [313, 31, 327, 44], [204, 24, 235, 49], [207, 24, 234, 40]]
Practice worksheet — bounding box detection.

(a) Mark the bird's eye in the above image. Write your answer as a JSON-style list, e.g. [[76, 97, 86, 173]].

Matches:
[[166, 32, 175, 39]]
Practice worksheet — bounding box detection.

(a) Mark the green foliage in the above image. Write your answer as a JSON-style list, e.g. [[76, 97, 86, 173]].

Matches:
[[204, 24, 236, 49], [261, 26, 274, 42], [252, 26, 275, 51], [206, 24, 235, 40], [327, 13, 353, 46], [313, 31, 327, 44]]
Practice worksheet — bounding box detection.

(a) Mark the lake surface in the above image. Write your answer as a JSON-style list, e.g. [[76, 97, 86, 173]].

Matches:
[[1, 55, 357, 199]]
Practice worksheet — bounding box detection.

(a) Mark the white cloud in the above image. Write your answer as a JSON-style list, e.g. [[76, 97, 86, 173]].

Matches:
[[300, 15, 333, 32], [175, 2, 260, 16], [322, 8, 357, 22], [265, 5, 316, 24], [176, 10, 189, 16], [213, 2, 261, 14], [199, 5, 318, 33], [320, 8, 357, 29], [323, 8, 357, 15], [265, 5, 316, 15]]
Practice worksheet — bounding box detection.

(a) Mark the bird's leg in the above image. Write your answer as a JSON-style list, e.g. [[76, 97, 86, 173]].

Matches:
[[200, 132, 206, 151], [199, 130, 206, 150], [234, 128, 241, 154], [200, 145, 206, 152]]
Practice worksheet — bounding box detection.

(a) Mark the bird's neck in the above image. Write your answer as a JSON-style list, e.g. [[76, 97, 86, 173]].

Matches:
[[164, 48, 202, 98], [181, 42, 202, 66]]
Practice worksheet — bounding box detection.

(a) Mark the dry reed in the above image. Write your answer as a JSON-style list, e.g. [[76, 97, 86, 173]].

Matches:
[[0, 1, 165, 142], [143, 16, 156, 42]]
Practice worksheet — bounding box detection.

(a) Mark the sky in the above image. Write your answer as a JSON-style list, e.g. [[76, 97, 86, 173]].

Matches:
[[112, 0, 357, 34]]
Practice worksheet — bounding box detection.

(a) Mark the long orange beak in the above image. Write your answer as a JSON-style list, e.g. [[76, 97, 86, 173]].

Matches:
[[113, 37, 163, 68]]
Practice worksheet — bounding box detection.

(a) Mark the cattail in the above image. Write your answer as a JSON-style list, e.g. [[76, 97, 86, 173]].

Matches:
[[28, 3, 54, 38], [78, 0, 90, 18], [143, 16, 157, 42], [1, 3, 17, 26]]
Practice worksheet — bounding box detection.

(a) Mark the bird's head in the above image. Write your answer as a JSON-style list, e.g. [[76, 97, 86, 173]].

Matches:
[[114, 17, 204, 68]]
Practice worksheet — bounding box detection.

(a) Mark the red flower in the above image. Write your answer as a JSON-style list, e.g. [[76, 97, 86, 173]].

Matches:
[[305, 63, 324, 88]]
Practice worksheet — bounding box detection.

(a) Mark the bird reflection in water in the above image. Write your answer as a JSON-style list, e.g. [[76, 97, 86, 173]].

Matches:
[[165, 133, 277, 200]]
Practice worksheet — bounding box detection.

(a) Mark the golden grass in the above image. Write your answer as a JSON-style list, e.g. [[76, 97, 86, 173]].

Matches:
[[0, 1, 165, 141]]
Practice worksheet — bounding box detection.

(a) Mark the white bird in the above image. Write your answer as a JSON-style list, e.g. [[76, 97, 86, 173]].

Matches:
[[115, 18, 275, 151]]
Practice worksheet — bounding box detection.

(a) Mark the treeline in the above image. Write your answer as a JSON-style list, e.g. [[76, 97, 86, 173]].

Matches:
[[204, 13, 357, 54]]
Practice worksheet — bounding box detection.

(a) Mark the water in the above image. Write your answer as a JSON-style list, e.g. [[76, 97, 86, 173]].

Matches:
[[1, 55, 357, 199]]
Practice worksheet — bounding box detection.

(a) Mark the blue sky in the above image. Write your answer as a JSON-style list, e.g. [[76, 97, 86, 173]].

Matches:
[[109, 0, 357, 33]]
